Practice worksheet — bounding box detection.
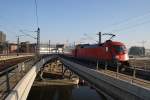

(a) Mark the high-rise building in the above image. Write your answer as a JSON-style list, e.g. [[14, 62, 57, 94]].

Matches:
[[0, 31, 6, 43]]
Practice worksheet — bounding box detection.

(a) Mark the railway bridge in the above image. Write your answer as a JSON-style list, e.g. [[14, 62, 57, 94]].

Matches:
[[0, 54, 150, 100]]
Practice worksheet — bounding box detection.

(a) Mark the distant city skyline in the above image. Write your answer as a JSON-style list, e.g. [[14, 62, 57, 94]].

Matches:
[[0, 0, 150, 49]]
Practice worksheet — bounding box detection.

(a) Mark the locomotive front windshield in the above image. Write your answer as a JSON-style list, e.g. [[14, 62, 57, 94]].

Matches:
[[113, 45, 126, 53]]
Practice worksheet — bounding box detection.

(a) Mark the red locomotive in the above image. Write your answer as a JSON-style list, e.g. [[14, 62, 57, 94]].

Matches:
[[67, 33, 130, 67]]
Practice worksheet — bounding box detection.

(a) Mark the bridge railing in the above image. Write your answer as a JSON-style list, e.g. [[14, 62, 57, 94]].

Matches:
[[5, 55, 56, 100], [96, 60, 150, 88], [0, 57, 37, 99]]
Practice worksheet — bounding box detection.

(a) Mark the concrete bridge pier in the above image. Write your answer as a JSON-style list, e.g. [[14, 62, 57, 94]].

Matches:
[[61, 64, 76, 80]]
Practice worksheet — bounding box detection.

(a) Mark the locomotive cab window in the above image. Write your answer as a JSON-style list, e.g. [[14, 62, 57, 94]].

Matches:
[[113, 45, 126, 53]]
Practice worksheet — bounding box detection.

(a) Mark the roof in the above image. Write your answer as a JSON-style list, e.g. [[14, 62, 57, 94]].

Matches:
[[104, 40, 124, 45], [76, 40, 125, 49]]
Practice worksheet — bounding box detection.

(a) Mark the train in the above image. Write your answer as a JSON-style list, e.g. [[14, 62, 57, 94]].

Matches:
[[65, 40, 130, 68]]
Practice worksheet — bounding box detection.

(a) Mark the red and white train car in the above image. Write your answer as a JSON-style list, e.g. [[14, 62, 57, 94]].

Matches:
[[70, 40, 129, 67]]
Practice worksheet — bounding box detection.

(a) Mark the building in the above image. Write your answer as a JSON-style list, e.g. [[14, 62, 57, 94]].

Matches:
[[56, 44, 64, 53], [9, 43, 17, 53], [145, 49, 150, 56], [0, 31, 6, 54], [129, 46, 145, 56], [40, 43, 55, 54], [0, 31, 6, 43], [20, 42, 37, 53], [39, 43, 64, 54], [8, 42, 37, 54], [29, 43, 37, 53], [20, 41, 30, 53]]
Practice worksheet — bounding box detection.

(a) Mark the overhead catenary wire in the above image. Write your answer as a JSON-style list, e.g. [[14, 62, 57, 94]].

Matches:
[[83, 33, 98, 42], [102, 11, 150, 32], [0, 25, 17, 37], [110, 19, 150, 33], [20, 30, 37, 39], [34, 0, 39, 28], [80, 11, 150, 44]]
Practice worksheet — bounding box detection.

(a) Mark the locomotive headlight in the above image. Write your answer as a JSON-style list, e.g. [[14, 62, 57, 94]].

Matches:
[[124, 54, 129, 60]]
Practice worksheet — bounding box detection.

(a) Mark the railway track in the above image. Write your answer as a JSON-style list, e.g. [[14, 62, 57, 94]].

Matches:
[[0, 56, 34, 71], [129, 59, 150, 70], [60, 55, 150, 81]]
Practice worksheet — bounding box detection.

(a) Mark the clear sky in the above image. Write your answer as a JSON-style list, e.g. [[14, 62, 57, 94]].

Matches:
[[0, 0, 150, 48]]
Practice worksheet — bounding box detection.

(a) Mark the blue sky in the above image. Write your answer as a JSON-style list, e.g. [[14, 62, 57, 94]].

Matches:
[[0, 0, 150, 48]]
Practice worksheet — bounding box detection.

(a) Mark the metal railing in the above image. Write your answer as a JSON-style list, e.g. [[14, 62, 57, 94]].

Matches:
[[0, 57, 37, 99], [96, 61, 150, 88]]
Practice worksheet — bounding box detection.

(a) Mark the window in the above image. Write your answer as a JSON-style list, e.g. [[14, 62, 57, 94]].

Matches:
[[113, 45, 126, 53]]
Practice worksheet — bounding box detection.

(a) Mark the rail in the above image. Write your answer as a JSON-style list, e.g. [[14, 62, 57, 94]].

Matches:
[[129, 58, 150, 71], [0, 54, 34, 61]]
